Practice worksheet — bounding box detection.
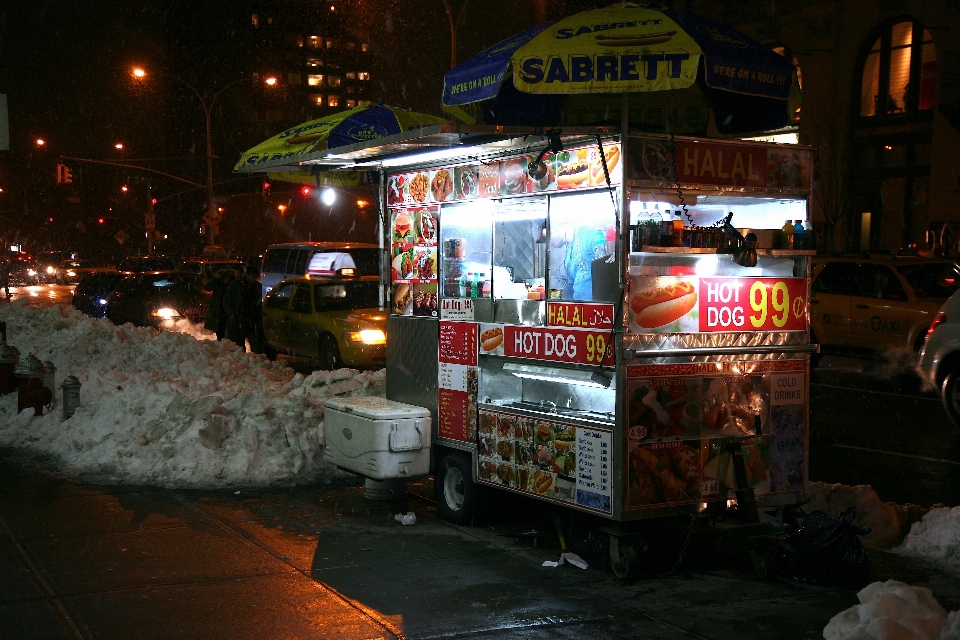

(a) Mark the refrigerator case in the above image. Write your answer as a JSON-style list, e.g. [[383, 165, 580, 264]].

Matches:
[[324, 397, 432, 480]]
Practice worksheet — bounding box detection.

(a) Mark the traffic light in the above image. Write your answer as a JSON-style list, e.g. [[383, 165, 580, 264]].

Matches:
[[56, 164, 73, 184], [149, 198, 157, 213], [262, 181, 271, 196], [98, 217, 105, 224], [300, 186, 312, 197]]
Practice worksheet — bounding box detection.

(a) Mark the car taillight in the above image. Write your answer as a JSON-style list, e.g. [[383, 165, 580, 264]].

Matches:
[[926, 312, 947, 341]]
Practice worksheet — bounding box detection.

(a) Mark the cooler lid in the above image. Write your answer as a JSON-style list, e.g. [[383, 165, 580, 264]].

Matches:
[[325, 397, 431, 420]]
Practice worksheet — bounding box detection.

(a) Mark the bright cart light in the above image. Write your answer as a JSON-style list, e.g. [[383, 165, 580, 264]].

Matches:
[[321, 187, 336, 206], [344, 329, 386, 344], [151, 307, 180, 319]]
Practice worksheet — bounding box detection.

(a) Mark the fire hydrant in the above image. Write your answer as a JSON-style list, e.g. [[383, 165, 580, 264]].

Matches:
[[14, 353, 52, 416], [61, 376, 82, 419], [0, 341, 18, 395]]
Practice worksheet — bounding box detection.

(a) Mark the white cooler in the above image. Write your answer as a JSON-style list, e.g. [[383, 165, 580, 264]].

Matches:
[[324, 397, 431, 480]]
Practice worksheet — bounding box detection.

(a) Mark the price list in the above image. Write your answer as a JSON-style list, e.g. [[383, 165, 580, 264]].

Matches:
[[438, 321, 478, 443], [575, 427, 612, 514]]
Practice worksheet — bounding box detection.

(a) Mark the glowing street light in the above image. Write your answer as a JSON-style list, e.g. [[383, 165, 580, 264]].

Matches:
[[35, 138, 46, 147], [121, 185, 129, 193], [115, 142, 124, 150], [277, 204, 287, 213], [321, 187, 336, 206], [131, 65, 277, 244]]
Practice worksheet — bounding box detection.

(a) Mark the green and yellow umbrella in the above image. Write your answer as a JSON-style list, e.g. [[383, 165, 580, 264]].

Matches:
[[235, 102, 450, 184]]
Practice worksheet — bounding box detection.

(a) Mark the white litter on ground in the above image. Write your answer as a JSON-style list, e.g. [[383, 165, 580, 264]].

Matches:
[[894, 506, 960, 578], [823, 580, 960, 640], [0, 301, 384, 489], [806, 482, 930, 550]]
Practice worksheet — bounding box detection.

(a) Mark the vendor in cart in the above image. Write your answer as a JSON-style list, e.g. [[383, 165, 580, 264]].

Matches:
[[550, 192, 616, 301]]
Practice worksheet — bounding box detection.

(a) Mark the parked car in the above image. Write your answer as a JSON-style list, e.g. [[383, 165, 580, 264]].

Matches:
[[54, 259, 97, 284], [181, 259, 247, 281], [117, 255, 179, 273], [71, 270, 125, 318], [106, 272, 210, 329], [260, 242, 379, 300], [810, 255, 960, 354], [918, 289, 960, 425], [261, 274, 385, 369]]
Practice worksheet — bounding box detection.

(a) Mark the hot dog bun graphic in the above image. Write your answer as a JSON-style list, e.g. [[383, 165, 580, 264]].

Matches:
[[480, 327, 504, 352], [630, 280, 697, 328]]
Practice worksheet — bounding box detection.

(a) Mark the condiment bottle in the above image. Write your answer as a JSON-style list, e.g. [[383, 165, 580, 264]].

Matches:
[[782, 219, 795, 250]]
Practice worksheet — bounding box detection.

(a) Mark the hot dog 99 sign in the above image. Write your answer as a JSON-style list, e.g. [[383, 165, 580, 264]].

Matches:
[[628, 276, 807, 334]]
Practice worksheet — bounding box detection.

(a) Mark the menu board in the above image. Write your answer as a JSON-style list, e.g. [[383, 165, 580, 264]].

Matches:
[[390, 207, 438, 317], [627, 275, 807, 334], [385, 143, 622, 209], [477, 408, 612, 515], [437, 321, 478, 442], [624, 360, 805, 510]]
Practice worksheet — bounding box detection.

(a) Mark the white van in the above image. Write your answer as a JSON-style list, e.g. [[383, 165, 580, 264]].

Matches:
[[260, 242, 380, 300]]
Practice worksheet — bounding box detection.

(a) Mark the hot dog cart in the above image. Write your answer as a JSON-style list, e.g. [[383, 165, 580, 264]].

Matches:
[[263, 124, 816, 577]]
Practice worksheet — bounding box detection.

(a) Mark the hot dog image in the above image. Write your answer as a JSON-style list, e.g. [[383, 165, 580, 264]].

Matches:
[[589, 145, 621, 186], [480, 326, 504, 352], [630, 280, 697, 328], [555, 158, 590, 189]]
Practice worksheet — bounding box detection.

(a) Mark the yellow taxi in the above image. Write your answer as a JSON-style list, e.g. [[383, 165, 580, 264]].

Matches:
[[261, 274, 386, 370], [810, 255, 960, 353]]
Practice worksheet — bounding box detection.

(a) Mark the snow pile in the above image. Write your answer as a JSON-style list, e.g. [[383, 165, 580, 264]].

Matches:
[[894, 507, 960, 577], [823, 580, 960, 640], [0, 301, 384, 488], [807, 482, 929, 550]]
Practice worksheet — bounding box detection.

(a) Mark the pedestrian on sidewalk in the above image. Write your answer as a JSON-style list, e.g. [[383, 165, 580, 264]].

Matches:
[[204, 267, 237, 341], [0, 258, 10, 298]]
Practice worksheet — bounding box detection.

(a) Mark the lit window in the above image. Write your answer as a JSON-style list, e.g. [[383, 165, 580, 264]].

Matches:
[[307, 74, 324, 86], [328, 95, 339, 107], [308, 35, 322, 49], [287, 72, 301, 86], [358, 72, 370, 81], [860, 20, 936, 117], [311, 94, 324, 106], [251, 13, 259, 26], [345, 41, 356, 51], [267, 17, 273, 25], [306, 58, 322, 68], [345, 71, 356, 80], [326, 39, 335, 49], [346, 99, 356, 108], [285, 33, 303, 48], [328, 76, 341, 87], [361, 43, 370, 52]]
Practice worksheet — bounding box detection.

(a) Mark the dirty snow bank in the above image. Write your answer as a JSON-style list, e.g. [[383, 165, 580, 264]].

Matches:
[[0, 301, 384, 488], [807, 482, 930, 550], [823, 580, 960, 640], [894, 507, 960, 578]]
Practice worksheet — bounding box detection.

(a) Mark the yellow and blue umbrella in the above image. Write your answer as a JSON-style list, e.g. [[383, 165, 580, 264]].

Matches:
[[235, 102, 450, 182], [442, 3, 799, 135]]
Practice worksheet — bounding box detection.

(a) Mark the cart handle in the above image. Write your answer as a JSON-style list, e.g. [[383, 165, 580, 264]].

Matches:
[[624, 343, 819, 359]]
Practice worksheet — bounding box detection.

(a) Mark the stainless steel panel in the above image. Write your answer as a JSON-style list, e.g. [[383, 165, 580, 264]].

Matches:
[[492, 299, 546, 325], [386, 316, 439, 435]]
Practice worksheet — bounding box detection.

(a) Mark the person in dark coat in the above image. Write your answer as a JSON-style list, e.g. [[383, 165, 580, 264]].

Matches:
[[203, 268, 237, 340], [223, 270, 262, 350], [0, 258, 10, 297]]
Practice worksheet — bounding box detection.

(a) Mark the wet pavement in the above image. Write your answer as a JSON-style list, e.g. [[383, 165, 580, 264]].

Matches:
[[2, 449, 959, 640]]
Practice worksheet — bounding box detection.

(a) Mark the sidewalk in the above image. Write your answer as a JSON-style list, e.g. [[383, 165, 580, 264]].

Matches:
[[2, 447, 957, 640]]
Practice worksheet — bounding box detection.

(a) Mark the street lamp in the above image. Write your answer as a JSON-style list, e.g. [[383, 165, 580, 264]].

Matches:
[[131, 66, 276, 242]]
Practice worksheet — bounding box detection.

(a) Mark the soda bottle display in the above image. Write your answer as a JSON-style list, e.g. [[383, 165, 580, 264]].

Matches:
[[794, 220, 806, 250]]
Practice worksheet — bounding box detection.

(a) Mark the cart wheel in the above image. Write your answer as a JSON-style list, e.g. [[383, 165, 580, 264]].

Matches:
[[611, 545, 639, 582], [434, 452, 478, 525], [748, 548, 769, 579]]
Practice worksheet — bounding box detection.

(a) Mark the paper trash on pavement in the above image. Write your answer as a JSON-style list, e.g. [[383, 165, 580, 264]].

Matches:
[[394, 512, 416, 525]]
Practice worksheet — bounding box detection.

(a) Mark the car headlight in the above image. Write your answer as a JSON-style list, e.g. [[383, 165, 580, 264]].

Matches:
[[27, 269, 36, 276], [46, 266, 55, 274], [344, 329, 386, 344], [66, 270, 76, 277], [98, 298, 107, 305], [151, 307, 180, 319]]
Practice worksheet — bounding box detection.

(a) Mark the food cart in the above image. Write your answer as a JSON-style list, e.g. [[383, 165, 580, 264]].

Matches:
[[256, 124, 817, 578]]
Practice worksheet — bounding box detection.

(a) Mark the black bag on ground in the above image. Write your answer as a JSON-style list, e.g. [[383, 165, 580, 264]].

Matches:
[[772, 507, 871, 587]]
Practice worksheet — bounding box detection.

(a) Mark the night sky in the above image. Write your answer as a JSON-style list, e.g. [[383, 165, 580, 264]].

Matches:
[[0, 0, 602, 259]]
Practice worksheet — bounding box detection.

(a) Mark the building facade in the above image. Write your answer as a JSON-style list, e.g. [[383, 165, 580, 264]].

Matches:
[[692, 0, 960, 254]]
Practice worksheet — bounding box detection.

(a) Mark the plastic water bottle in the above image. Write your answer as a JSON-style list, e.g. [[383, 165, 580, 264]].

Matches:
[[794, 220, 806, 250]]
